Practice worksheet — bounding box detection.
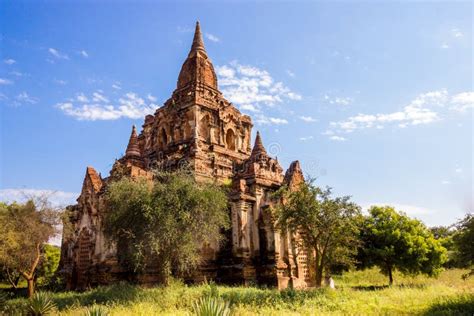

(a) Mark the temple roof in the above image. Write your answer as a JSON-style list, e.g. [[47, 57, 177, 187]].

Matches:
[[188, 21, 207, 58], [85, 166, 103, 192], [177, 21, 218, 90], [250, 131, 268, 159], [283, 160, 304, 190], [125, 125, 141, 158]]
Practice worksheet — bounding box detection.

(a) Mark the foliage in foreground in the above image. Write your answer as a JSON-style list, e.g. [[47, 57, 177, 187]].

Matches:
[[193, 296, 232, 316], [2, 269, 472, 315], [104, 169, 230, 284], [27, 291, 57, 315]]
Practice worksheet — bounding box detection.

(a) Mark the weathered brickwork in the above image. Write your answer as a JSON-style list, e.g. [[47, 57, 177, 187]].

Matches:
[[59, 22, 312, 290]]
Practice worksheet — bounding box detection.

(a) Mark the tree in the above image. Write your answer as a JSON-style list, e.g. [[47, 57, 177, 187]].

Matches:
[[104, 169, 230, 284], [0, 200, 59, 297], [274, 181, 361, 287], [357, 206, 447, 285], [36, 244, 61, 286], [451, 213, 474, 279]]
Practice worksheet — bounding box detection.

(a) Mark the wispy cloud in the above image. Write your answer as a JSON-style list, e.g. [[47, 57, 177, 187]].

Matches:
[[0, 188, 78, 207], [147, 94, 157, 102], [0, 78, 13, 85], [450, 92, 474, 112], [215, 61, 302, 114], [79, 50, 89, 58], [299, 115, 317, 122], [4, 59, 16, 65], [329, 135, 346, 142], [286, 70, 295, 78], [48, 48, 69, 60], [451, 28, 463, 38], [324, 94, 353, 106], [112, 83, 122, 90], [255, 115, 289, 125], [57, 91, 157, 121], [16, 92, 38, 104], [326, 90, 473, 140], [54, 79, 67, 85], [299, 136, 314, 141], [205, 33, 220, 42]]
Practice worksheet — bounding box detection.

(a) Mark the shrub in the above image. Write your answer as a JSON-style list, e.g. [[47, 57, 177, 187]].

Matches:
[[27, 291, 56, 315], [193, 296, 232, 316], [83, 305, 109, 316]]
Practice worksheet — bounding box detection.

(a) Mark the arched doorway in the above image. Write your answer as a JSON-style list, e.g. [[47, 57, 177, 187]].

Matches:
[[226, 129, 236, 151]]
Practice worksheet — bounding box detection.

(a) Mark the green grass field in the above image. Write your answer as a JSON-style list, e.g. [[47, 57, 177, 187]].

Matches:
[[2, 269, 473, 315]]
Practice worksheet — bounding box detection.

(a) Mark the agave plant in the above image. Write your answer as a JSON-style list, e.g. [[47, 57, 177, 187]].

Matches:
[[27, 292, 57, 316], [193, 296, 231, 316], [83, 305, 109, 316]]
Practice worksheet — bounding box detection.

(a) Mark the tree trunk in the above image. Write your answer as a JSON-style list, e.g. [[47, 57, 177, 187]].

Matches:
[[26, 277, 35, 298], [314, 250, 324, 287], [388, 266, 393, 286]]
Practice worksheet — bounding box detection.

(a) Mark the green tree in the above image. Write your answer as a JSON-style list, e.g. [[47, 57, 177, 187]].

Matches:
[[36, 244, 60, 286], [452, 213, 474, 279], [274, 181, 361, 287], [358, 206, 447, 285], [0, 200, 59, 297], [104, 169, 230, 284]]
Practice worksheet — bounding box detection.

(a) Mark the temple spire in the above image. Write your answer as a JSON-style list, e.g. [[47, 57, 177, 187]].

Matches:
[[188, 21, 207, 58], [125, 125, 141, 158], [251, 131, 268, 158]]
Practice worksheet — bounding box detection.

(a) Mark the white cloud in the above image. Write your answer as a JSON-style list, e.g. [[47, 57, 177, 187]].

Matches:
[[205, 33, 220, 42], [450, 92, 474, 112], [0, 188, 78, 207], [324, 94, 353, 106], [299, 136, 313, 141], [76, 93, 89, 103], [255, 115, 288, 125], [112, 83, 122, 90], [10, 71, 24, 77], [362, 202, 432, 216], [329, 90, 447, 135], [79, 50, 89, 58], [57, 91, 157, 121], [299, 115, 317, 122], [4, 59, 16, 65], [48, 48, 69, 60], [54, 79, 67, 85], [215, 61, 302, 113], [16, 92, 38, 104], [451, 28, 463, 38], [0, 78, 13, 85], [92, 91, 109, 103], [329, 135, 346, 142], [286, 70, 295, 78], [441, 43, 449, 49], [147, 94, 157, 102]]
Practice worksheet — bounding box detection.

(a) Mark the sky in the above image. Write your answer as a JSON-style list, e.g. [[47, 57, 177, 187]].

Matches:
[[0, 1, 472, 227]]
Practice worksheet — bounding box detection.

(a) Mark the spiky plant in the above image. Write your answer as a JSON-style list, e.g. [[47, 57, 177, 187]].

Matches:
[[83, 305, 109, 316], [0, 291, 9, 311], [193, 296, 231, 316], [27, 292, 56, 316]]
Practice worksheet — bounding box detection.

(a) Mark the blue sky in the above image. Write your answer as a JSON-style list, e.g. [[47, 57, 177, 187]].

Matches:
[[0, 1, 472, 227]]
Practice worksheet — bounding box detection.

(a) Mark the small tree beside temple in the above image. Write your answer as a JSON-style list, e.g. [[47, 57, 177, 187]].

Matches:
[[273, 181, 361, 287]]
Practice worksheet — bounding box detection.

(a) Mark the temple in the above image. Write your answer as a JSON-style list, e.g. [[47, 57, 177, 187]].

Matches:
[[59, 22, 312, 290]]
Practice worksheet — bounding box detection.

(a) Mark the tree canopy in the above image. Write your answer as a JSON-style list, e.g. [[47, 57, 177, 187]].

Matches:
[[358, 206, 447, 285], [104, 169, 230, 284], [0, 199, 59, 297], [274, 181, 361, 287], [451, 213, 474, 279]]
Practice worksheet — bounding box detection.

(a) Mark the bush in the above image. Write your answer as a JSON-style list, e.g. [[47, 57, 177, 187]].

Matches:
[[83, 305, 109, 316], [27, 291, 56, 315], [193, 296, 232, 316]]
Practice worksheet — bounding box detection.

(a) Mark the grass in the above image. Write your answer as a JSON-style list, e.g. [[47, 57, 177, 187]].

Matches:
[[1, 269, 473, 315]]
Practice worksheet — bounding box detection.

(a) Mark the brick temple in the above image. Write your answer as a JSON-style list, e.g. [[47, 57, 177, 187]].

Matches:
[[59, 22, 312, 290]]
